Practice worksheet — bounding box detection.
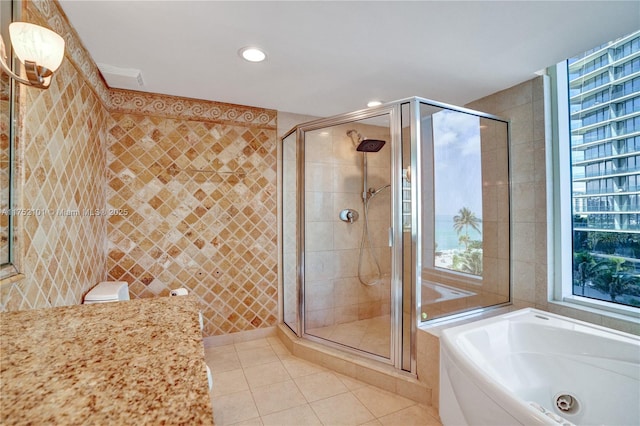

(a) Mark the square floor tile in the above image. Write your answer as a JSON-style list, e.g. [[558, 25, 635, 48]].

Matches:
[[211, 390, 259, 425], [352, 385, 415, 418], [251, 380, 307, 416], [207, 350, 241, 373], [310, 392, 375, 426], [237, 347, 280, 368], [208, 335, 442, 426], [294, 371, 349, 402], [212, 368, 248, 396], [228, 418, 263, 426], [243, 361, 290, 389], [377, 404, 442, 426], [205, 344, 236, 356], [260, 404, 322, 426]]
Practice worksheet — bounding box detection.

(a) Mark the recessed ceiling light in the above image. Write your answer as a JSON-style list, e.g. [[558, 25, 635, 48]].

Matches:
[[239, 47, 267, 63], [367, 100, 382, 107]]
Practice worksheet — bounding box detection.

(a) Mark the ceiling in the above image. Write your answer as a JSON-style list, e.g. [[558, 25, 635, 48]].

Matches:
[[58, 1, 640, 118]]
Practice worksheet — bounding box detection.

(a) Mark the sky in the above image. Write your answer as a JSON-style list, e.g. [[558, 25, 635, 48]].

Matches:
[[432, 109, 483, 219]]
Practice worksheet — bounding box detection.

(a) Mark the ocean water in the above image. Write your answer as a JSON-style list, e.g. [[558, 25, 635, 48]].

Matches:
[[434, 214, 482, 251]]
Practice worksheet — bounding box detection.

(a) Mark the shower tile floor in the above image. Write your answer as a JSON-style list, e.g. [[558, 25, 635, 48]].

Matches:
[[306, 315, 391, 358], [205, 336, 442, 426]]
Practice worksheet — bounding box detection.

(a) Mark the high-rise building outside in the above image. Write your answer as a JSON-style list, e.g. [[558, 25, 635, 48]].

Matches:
[[570, 30, 640, 231], [568, 30, 640, 307]]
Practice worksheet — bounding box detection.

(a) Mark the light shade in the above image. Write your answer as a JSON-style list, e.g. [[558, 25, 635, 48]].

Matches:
[[9, 22, 65, 73]]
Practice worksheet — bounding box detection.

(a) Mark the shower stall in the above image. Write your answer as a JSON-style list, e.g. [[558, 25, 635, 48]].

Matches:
[[280, 97, 511, 373]]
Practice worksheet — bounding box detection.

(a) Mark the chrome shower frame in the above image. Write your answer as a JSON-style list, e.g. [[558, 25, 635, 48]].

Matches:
[[279, 96, 511, 374], [282, 103, 404, 368]]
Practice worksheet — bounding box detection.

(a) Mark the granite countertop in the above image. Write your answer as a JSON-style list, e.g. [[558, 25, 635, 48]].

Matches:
[[0, 296, 214, 425]]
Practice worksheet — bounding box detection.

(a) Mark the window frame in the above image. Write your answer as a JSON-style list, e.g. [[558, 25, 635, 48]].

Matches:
[[550, 61, 640, 319]]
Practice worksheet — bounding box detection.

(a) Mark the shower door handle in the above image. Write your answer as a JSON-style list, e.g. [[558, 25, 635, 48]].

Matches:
[[388, 227, 393, 247]]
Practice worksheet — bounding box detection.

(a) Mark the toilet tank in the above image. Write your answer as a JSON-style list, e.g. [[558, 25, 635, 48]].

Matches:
[[83, 281, 130, 304]]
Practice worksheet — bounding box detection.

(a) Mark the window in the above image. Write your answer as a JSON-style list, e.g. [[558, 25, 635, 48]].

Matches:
[[581, 90, 610, 110], [432, 110, 483, 276], [554, 30, 640, 313], [583, 126, 610, 143], [585, 142, 613, 160], [612, 77, 640, 99], [582, 108, 609, 127], [617, 97, 640, 116]]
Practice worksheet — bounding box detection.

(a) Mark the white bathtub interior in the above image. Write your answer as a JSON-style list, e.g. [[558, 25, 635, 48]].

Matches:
[[439, 308, 640, 426]]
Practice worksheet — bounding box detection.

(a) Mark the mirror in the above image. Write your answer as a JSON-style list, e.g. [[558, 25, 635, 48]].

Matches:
[[0, 0, 20, 280], [0, 69, 9, 265]]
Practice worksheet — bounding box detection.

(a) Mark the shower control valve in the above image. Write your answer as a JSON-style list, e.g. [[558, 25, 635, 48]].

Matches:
[[339, 208, 359, 224]]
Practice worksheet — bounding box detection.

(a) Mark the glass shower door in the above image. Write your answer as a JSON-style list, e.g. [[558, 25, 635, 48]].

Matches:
[[282, 131, 299, 334], [303, 114, 393, 360], [416, 101, 511, 323]]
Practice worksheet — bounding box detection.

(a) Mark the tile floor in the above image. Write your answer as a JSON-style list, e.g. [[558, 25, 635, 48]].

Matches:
[[205, 336, 442, 426], [306, 315, 391, 358]]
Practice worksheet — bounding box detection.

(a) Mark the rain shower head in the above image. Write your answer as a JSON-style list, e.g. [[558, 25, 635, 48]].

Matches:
[[356, 139, 386, 152], [346, 129, 386, 152]]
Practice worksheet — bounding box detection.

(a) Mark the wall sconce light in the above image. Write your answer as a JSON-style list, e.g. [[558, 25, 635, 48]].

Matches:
[[0, 22, 65, 89]]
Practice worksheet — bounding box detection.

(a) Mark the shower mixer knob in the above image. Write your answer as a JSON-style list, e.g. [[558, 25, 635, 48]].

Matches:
[[339, 209, 359, 224]]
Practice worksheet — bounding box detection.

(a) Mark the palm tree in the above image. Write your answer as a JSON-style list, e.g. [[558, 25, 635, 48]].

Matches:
[[453, 207, 481, 250], [454, 250, 483, 275], [592, 257, 638, 302], [458, 234, 471, 251], [573, 251, 608, 296]]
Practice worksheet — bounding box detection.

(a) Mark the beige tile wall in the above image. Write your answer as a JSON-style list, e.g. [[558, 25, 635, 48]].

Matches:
[[468, 77, 548, 312], [0, 0, 110, 311], [106, 96, 278, 336], [303, 123, 391, 329], [467, 76, 638, 334], [1, 0, 280, 339]]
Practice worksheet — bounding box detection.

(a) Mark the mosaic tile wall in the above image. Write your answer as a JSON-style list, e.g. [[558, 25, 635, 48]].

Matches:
[[0, 0, 280, 338], [106, 94, 278, 336], [0, 0, 109, 311]]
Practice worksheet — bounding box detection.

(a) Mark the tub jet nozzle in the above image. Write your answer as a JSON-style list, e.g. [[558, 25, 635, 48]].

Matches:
[[555, 393, 579, 414]]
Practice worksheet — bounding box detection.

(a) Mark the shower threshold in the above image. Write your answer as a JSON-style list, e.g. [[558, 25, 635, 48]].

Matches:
[[276, 323, 430, 406], [306, 315, 391, 358]]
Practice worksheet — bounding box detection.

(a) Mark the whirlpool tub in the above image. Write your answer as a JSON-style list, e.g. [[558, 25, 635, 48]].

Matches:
[[439, 308, 640, 426]]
